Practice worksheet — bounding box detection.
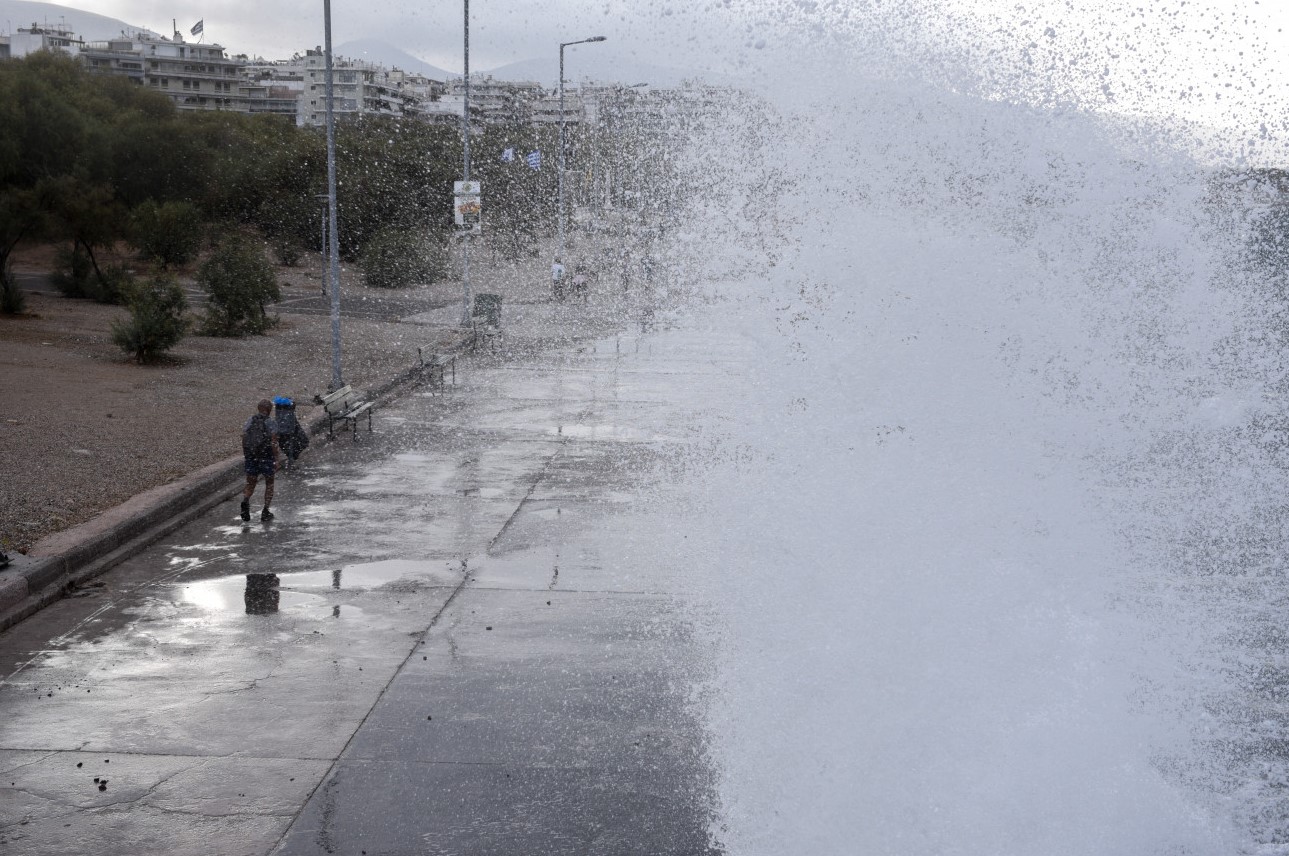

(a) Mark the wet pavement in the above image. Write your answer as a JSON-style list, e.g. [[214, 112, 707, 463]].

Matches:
[[0, 308, 741, 855]]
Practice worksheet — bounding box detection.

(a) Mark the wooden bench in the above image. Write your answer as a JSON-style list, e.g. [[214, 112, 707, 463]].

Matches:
[[318, 385, 374, 439], [417, 348, 457, 391]]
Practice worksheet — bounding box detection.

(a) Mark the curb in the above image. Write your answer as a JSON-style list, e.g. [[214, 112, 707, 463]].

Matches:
[[0, 456, 245, 633], [0, 333, 478, 634]]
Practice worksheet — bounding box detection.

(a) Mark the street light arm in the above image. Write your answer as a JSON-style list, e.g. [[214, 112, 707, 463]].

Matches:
[[560, 35, 607, 48], [555, 35, 607, 275]]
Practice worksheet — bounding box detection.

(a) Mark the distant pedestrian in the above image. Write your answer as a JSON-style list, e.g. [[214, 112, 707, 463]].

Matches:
[[571, 262, 589, 301], [241, 399, 281, 522], [620, 249, 632, 293], [551, 257, 566, 300]]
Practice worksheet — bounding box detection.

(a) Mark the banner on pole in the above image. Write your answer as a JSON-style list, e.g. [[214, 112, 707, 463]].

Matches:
[[453, 180, 481, 235]]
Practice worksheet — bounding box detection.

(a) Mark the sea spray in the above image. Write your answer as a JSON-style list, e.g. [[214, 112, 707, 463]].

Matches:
[[651, 50, 1286, 853]]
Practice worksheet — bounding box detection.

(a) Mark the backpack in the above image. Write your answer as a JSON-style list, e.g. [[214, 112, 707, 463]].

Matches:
[[276, 409, 300, 437], [243, 414, 273, 459]]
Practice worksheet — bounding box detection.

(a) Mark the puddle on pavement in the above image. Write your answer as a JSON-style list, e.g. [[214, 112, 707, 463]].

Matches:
[[167, 540, 236, 554], [175, 559, 450, 616], [457, 487, 508, 499], [177, 576, 335, 616], [549, 424, 676, 443], [528, 507, 571, 521], [285, 559, 447, 589]]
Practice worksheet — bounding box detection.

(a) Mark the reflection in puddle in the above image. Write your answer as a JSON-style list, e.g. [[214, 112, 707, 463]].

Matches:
[[552, 424, 675, 442], [175, 558, 450, 616], [457, 487, 508, 499], [288, 559, 444, 589], [180, 576, 306, 613], [244, 573, 280, 615], [169, 541, 237, 555]]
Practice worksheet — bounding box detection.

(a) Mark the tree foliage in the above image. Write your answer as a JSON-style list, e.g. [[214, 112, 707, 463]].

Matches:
[[0, 260, 23, 314], [198, 237, 281, 336], [333, 117, 458, 259], [110, 274, 188, 362], [0, 51, 679, 303], [362, 226, 448, 288], [130, 199, 203, 268], [471, 125, 559, 259]]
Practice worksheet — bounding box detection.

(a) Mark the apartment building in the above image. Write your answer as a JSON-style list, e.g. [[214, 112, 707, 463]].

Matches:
[[446, 75, 544, 124], [77, 31, 248, 111], [296, 48, 420, 125], [241, 59, 307, 121], [0, 23, 84, 59], [3, 21, 711, 132]]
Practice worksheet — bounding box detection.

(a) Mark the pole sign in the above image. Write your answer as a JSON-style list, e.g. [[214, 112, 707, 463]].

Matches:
[[453, 180, 481, 235]]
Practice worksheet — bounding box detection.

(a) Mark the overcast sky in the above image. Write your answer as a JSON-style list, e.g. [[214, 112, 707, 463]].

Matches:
[[89, 0, 715, 73], [76, 0, 1289, 156]]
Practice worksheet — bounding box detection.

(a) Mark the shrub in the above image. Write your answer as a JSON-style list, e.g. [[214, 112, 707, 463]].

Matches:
[[198, 237, 281, 336], [0, 262, 25, 315], [362, 227, 448, 289], [110, 275, 188, 363], [51, 245, 95, 298], [129, 199, 203, 268], [97, 264, 135, 305], [256, 194, 314, 268], [49, 247, 132, 304], [273, 236, 302, 267]]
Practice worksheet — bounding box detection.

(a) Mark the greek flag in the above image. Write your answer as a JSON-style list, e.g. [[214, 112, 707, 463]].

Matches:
[[190, 19, 203, 35], [501, 148, 515, 162], [525, 150, 542, 170]]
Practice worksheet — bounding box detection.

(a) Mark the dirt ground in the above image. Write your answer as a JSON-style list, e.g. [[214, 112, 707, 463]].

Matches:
[[0, 243, 504, 555]]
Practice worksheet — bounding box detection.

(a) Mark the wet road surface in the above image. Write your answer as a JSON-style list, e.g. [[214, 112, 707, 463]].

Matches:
[[0, 314, 743, 855]]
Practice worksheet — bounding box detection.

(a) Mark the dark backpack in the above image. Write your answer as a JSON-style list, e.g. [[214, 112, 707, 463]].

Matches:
[[243, 414, 273, 459]]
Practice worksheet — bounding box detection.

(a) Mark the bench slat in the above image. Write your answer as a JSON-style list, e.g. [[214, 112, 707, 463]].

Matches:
[[318, 385, 375, 440], [416, 348, 457, 390]]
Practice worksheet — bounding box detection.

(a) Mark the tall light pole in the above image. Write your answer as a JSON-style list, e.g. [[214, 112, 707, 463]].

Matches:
[[315, 193, 329, 297], [323, 0, 343, 390], [557, 35, 605, 267], [459, 0, 473, 327]]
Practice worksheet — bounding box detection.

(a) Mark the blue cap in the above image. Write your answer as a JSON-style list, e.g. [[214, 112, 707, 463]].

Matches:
[[273, 396, 293, 406]]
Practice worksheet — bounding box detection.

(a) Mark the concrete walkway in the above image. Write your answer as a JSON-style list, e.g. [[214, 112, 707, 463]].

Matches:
[[0, 297, 740, 854]]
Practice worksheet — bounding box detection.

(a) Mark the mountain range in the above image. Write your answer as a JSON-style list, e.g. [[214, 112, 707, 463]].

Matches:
[[0, 0, 158, 42]]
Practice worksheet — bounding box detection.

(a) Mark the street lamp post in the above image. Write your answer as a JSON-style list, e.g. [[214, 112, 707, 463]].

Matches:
[[557, 35, 605, 269], [315, 193, 329, 297], [460, 0, 474, 327], [323, 0, 343, 391]]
